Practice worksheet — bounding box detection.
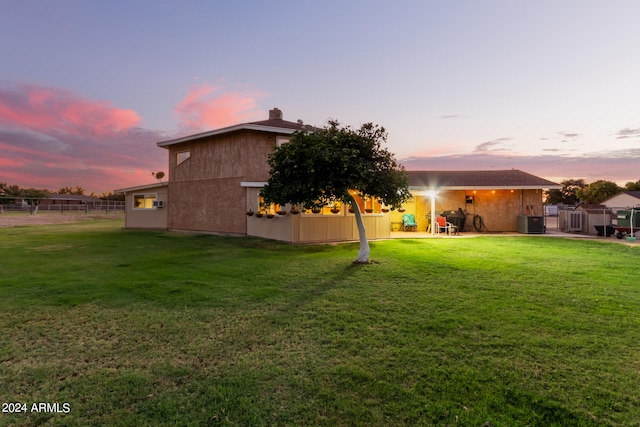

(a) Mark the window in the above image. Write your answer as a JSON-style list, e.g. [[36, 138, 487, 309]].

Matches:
[[133, 194, 157, 209], [276, 136, 289, 147], [177, 150, 190, 165]]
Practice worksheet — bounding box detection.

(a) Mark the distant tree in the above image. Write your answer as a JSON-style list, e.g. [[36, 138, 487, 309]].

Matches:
[[57, 186, 85, 195], [2, 184, 22, 198], [260, 121, 411, 263], [545, 179, 587, 205], [0, 184, 49, 213], [0, 182, 7, 213], [577, 180, 622, 204], [97, 191, 125, 201], [625, 180, 640, 191], [21, 188, 50, 214]]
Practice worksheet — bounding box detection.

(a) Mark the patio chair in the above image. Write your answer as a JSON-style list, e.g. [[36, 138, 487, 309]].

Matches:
[[402, 213, 417, 231], [436, 216, 456, 235]]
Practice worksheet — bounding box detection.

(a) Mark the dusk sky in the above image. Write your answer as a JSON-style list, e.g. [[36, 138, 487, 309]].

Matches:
[[1, 0, 639, 194]]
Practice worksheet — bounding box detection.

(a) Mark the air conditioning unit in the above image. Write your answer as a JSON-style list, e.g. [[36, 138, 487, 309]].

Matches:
[[518, 214, 545, 234], [153, 200, 164, 208]]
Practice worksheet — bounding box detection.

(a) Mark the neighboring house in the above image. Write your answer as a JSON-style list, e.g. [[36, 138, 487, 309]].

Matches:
[[40, 194, 100, 205], [40, 194, 125, 212], [116, 108, 562, 240], [602, 191, 640, 209]]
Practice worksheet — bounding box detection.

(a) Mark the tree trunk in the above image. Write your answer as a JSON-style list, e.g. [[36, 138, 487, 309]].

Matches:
[[346, 193, 370, 263]]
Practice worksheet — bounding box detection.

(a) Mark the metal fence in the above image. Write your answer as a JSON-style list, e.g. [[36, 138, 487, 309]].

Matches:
[[1, 201, 125, 214]]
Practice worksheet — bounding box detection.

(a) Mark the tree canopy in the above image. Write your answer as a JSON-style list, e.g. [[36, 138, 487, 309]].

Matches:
[[577, 180, 622, 204], [260, 121, 410, 263], [56, 185, 86, 195], [545, 179, 587, 205], [625, 180, 640, 191]]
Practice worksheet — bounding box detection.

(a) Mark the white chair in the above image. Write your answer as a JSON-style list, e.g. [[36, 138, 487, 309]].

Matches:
[[436, 216, 456, 235]]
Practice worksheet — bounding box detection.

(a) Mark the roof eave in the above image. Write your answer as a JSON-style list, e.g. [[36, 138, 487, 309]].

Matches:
[[409, 185, 564, 191], [157, 124, 299, 148], [114, 182, 168, 193]]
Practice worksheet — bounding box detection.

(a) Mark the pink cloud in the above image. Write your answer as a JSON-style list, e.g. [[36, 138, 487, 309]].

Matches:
[[0, 81, 165, 193], [174, 82, 263, 130], [0, 83, 141, 137], [0, 81, 269, 193]]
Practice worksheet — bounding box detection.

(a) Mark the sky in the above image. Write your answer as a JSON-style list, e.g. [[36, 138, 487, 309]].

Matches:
[[1, 0, 639, 194]]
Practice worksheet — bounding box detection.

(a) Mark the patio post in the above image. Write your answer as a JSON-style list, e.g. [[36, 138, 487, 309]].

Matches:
[[428, 189, 436, 235]]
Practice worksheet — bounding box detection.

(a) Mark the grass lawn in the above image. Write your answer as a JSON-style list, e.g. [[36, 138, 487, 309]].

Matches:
[[1, 218, 640, 426]]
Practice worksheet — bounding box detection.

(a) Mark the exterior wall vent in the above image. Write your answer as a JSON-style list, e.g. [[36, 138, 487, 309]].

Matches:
[[567, 210, 582, 231]]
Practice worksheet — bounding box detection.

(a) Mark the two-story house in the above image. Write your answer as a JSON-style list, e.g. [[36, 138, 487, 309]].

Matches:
[[116, 108, 562, 240]]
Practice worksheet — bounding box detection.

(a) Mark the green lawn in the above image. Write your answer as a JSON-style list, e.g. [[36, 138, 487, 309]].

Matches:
[[1, 218, 640, 426]]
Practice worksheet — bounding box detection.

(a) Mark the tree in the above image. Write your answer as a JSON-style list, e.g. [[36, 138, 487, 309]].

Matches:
[[545, 179, 587, 205], [577, 180, 621, 204], [96, 191, 125, 201], [20, 188, 50, 214], [57, 185, 85, 195], [0, 183, 49, 214], [625, 180, 640, 191], [260, 121, 411, 263]]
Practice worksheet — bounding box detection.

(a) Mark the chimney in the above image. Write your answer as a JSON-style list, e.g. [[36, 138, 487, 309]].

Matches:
[[269, 108, 283, 120]]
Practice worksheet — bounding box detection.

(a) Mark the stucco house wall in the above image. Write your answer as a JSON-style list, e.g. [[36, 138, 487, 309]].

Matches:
[[160, 111, 298, 234]]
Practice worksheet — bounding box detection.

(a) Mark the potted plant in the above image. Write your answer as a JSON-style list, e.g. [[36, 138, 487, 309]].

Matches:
[[277, 208, 287, 216], [246, 209, 255, 216], [365, 207, 373, 213], [381, 206, 390, 213], [290, 207, 300, 214], [256, 212, 264, 218], [311, 207, 321, 214], [398, 207, 406, 213], [266, 213, 275, 219], [330, 205, 340, 214]]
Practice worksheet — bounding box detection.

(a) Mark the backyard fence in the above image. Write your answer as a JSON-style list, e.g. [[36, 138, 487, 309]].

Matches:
[[0, 200, 125, 214]]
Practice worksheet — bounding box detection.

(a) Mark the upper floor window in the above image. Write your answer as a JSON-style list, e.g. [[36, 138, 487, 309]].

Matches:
[[177, 150, 190, 165], [276, 136, 289, 147]]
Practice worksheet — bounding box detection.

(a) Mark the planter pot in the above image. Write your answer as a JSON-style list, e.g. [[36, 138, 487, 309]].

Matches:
[[255, 213, 264, 218], [266, 214, 275, 219], [246, 210, 255, 216], [330, 208, 340, 214], [311, 208, 321, 214], [398, 208, 406, 213], [277, 210, 287, 216], [365, 208, 373, 213], [381, 208, 390, 213], [290, 209, 300, 215], [348, 207, 354, 213]]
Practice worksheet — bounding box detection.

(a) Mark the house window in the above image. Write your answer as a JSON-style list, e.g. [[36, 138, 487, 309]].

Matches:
[[177, 150, 190, 165], [276, 136, 289, 147], [133, 194, 157, 209]]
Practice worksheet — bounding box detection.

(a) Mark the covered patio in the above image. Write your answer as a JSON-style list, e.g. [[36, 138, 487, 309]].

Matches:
[[388, 170, 563, 235]]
